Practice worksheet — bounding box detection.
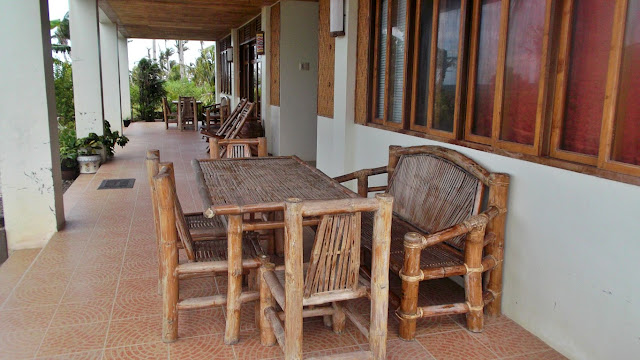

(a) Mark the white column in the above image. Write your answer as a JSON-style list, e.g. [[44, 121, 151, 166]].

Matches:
[[261, 6, 272, 154], [70, 0, 104, 137], [118, 33, 131, 121], [99, 10, 122, 133], [214, 40, 222, 104], [0, 0, 65, 250]]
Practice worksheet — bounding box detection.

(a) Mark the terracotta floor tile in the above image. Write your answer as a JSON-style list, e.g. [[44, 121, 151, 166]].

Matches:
[[168, 334, 235, 360], [103, 342, 168, 360], [2, 284, 67, 309], [385, 339, 435, 360], [304, 345, 364, 358], [106, 315, 162, 348], [0, 328, 47, 359], [51, 299, 114, 326], [19, 268, 74, 288], [232, 329, 284, 360], [472, 321, 552, 358], [116, 276, 158, 298], [35, 349, 104, 360], [417, 329, 497, 360], [503, 349, 569, 360], [178, 307, 227, 339], [61, 279, 119, 303], [37, 321, 109, 357], [0, 305, 57, 331], [69, 265, 122, 284], [111, 293, 162, 320]]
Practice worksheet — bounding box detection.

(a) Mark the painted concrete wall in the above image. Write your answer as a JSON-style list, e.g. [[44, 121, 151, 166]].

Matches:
[[70, 0, 104, 137], [99, 12, 122, 133], [0, 0, 64, 250], [278, 0, 319, 161], [118, 33, 132, 122]]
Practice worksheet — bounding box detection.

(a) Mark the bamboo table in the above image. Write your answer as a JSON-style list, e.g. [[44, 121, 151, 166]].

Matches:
[[192, 156, 358, 344]]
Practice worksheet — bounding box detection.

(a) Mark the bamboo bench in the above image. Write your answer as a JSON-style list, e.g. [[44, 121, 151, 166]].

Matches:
[[335, 145, 510, 340]]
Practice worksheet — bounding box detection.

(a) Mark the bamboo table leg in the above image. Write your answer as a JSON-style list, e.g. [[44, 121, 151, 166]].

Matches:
[[225, 214, 243, 345]]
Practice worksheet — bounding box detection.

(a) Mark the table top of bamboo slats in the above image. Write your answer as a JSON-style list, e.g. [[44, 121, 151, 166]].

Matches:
[[193, 156, 357, 217]]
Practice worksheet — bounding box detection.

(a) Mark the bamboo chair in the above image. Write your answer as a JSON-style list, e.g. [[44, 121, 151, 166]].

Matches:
[[153, 161, 265, 343], [178, 96, 197, 131], [203, 96, 230, 131], [209, 137, 268, 159], [258, 195, 393, 360], [201, 98, 247, 139], [216, 101, 255, 139], [162, 97, 178, 129], [335, 145, 510, 339]]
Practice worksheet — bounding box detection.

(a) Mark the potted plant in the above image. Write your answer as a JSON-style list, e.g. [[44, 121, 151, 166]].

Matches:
[[76, 133, 103, 174], [101, 120, 129, 159], [123, 117, 131, 127], [58, 122, 79, 180]]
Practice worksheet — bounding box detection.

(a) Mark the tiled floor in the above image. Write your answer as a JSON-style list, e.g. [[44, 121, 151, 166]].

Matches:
[[0, 123, 567, 359]]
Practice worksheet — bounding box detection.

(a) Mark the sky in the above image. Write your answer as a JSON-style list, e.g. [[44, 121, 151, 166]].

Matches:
[[48, 0, 215, 71]]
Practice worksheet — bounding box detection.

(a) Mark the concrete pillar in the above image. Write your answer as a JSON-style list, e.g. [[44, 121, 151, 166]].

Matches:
[[70, 0, 104, 137], [99, 10, 122, 133], [215, 40, 222, 104], [0, 0, 65, 250], [118, 33, 132, 122]]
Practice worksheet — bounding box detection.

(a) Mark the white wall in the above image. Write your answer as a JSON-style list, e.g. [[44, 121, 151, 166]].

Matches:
[[278, 0, 319, 161], [0, 0, 64, 250], [118, 33, 132, 122]]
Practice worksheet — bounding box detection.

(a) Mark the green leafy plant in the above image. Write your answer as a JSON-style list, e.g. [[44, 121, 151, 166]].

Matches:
[[100, 120, 129, 157], [53, 59, 74, 126], [58, 121, 78, 169], [76, 133, 103, 156], [132, 58, 166, 122]]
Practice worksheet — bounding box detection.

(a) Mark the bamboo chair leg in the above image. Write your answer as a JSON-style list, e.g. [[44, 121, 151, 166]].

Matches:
[[331, 302, 346, 334], [259, 263, 277, 346], [398, 232, 422, 341], [485, 174, 510, 316], [465, 225, 486, 332], [224, 215, 244, 345], [248, 268, 260, 329]]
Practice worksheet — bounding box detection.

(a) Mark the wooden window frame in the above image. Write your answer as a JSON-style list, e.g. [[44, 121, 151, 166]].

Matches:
[[370, 0, 412, 129], [409, 0, 469, 140]]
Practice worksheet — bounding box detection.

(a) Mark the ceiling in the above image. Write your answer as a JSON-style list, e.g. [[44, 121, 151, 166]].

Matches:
[[99, 0, 279, 41]]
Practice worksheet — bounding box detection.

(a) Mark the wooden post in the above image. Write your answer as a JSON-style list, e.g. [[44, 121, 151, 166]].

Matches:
[[209, 137, 220, 159], [259, 261, 277, 346], [284, 198, 304, 359], [485, 173, 510, 315], [155, 174, 179, 342], [387, 145, 402, 183], [464, 223, 487, 332], [357, 172, 369, 198], [370, 194, 393, 360], [145, 150, 163, 294], [224, 214, 244, 345], [398, 232, 422, 341], [274, 211, 285, 257], [332, 302, 346, 334], [258, 137, 268, 157]]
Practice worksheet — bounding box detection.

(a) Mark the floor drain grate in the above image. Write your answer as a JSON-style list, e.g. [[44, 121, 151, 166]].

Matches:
[[98, 178, 136, 190]]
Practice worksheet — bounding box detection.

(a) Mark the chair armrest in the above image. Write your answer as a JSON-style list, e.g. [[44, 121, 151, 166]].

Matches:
[[412, 206, 501, 249], [334, 166, 388, 197]]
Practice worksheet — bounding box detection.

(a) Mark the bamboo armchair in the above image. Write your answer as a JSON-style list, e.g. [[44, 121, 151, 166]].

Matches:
[[162, 97, 178, 129], [201, 98, 248, 139], [152, 160, 265, 343], [259, 195, 393, 360], [209, 137, 268, 159], [203, 96, 230, 131], [335, 145, 510, 339]]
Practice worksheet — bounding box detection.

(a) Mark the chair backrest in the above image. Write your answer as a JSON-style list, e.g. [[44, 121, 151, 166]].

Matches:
[[386, 146, 489, 251], [216, 99, 248, 136], [180, 96, 195, 119], [162, 98, 173, 120], [209, 137, 268, 159], [153, 162, 197, 261], [225, 101, 255, 139], [283, 195, 393, 299]]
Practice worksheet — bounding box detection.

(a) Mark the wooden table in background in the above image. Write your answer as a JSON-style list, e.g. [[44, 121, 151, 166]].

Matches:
[[192, 156, 357, 344], [173, 100, 202, 131]]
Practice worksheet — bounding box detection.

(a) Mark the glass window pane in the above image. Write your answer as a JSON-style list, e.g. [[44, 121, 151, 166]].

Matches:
[[471, 0, 501, 138], [612, 0, 640, 165], [376, 0, 389, 119], [388, 0, 408, 123], [560, 0, 615, 156], [500, 0, 546, 145], [432, 0, 461, 132], [414, 0, 434, 127]]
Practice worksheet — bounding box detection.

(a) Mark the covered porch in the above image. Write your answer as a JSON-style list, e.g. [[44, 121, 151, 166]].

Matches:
[[0, 122, 562, 359]]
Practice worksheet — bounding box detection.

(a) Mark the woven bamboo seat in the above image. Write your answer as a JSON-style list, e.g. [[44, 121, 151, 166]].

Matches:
[[361, 213, 463, 272], [335, 145, 510, 338], [185, 213, 226, 239], [193, 233, 261, 262]]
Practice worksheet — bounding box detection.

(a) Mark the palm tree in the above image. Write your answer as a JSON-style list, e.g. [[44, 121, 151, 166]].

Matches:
[[50, 12, 71, 60], [174, 40, 189, 79], [158, 47, 175, 79]]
